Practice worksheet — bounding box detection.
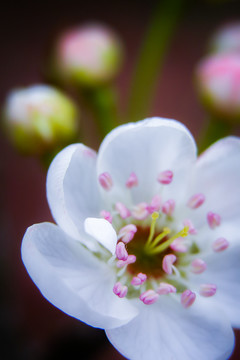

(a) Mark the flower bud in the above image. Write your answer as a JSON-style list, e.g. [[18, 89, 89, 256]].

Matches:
[[54, 23, 123, 87], [209, 22, 240, 55], [3, 85, 79, 155], [195, 53, 240, 122]]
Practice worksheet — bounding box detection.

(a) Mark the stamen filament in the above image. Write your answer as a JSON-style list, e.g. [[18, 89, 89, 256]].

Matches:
[[145, 212, 159, 248], [147, 227, 171, 249], [148, 226, 189, 255]]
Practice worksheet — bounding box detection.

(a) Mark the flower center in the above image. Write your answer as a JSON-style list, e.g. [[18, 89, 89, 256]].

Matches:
[[97, 170, 228, 307]]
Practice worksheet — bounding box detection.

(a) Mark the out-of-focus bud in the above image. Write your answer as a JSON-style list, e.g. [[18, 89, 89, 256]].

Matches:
[[3, 85, 79, 155], [209, 22, 240, 54], [54, 24, 123, 87], [195, 53, 240, 122]]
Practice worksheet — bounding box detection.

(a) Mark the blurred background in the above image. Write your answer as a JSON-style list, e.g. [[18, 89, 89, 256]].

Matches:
[[1, 0, 240, 359]]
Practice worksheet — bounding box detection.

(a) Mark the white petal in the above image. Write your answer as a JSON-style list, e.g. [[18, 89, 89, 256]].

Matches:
[[187, 137, 240, 228], [47, 143, 102, 249], [106, 297, 234, 360], [84, 217, 117, 255], [190, 242, 240, 328], [47, 144, 81, 239], [21, 223, 138, 329], [97, 117, 197, 206]]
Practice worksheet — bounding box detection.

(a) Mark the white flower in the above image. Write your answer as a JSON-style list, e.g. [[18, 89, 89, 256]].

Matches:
[[22, 117, 240, 360]]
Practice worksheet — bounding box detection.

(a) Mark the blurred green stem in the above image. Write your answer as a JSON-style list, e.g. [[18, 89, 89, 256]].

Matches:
[[82, 85, 119, 139], [198, 117, 234, 153], [127, 0, 183, 122]]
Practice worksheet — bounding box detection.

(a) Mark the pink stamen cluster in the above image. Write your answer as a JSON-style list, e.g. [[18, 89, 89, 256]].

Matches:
[[97, 170, 228, 309]]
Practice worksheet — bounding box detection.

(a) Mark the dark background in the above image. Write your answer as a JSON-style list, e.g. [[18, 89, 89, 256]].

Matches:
[[1, 0, 240, 359]]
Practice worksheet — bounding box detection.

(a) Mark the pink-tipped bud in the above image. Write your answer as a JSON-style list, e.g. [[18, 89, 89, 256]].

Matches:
[[162, 199, 175, 216], [191, 259, 207, 274], [199, 284, 217, 297], [157, 282, 177, 295], [126, 172, 138, 188], [207, 211, 221, 229], [181, 289, 196, 308], [170, 238, 188, 253], [147, 194, 162, 214], [187, 193, 205, 209], [100, 210, 113, 223], [139, 290, 159, 305], [55, 24, 123, 87], [162, 254, 177, 275], [116, 242, 128, 261], [132, 202, 149, 220], [131, 272, 147, 286], [212, 237, 229, 252], [196, 53, 240, 122], [183, 219, 197, 235], [116, 254, 136, 268], [118, 224, 137, 244], [157, 170, 173, 185], [113, 282, 128, 298], [99, 172, 113, 191], [115, 202, 131, 219]]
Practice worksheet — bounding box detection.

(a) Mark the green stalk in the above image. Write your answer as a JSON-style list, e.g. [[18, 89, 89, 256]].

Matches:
[[127, 0, 183, 122], [82, 85, 119, 139], [198, 116, 234, 154]]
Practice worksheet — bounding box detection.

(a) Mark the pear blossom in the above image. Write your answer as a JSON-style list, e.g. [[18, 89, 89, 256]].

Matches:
[[54, 24, 123, 86], [195, 53, 240, 122], [22, 117, 240, 360], [3, 85, 78, 154]]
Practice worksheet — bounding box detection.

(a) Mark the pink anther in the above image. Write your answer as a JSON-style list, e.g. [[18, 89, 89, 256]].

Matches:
[[100, 210, 113, 223], [187, 193, 205, 209], [147, 194, 162, 214], [131, 272, 147, 286], [162, 199, 175, 216], [207, 211, 221, 229], [157, 282, 177, 295], [132, 202, 149, 220], [98, 172, 113, 191], [183, 219, 197, 235], [157, 170, 173, 185], [116, 254, 136, 268], [199, 284, 217, 297], [212, 237, 229, 252], [162, 254, 177, 275], [181, 289, 196, 308], [116, 242, 128, 261], [170, 238, 188, 253], [118, 224, 137, 244], [115, 202, 131, 219], [126, 172, 138, 188], [139, 290, 159, 305], [113, 282, 128, 298], [191, 259, 207, 274]]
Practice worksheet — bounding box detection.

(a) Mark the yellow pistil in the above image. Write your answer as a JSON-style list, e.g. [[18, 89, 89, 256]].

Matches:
[[145, 212, 159, 248], [148, 227, 171, 249], [147, 226, 189, 255]]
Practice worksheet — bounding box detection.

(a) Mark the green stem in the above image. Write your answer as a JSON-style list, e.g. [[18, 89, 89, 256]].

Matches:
[[127, 0, 183, 122], [82, 85, 119, 139], [198, 116, 234, 154]]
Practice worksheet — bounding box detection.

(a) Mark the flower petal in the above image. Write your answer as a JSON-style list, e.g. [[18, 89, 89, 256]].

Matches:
[[188, 137, 240, 228], [190, 242, 240, 328], [47, 143, 102, 249], [97, 117, 197, 206], [21, 223, 138, 329], [84, 217, 117, 255], [106, 297, 234, 360], [46, 144, 81, 239]]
